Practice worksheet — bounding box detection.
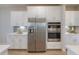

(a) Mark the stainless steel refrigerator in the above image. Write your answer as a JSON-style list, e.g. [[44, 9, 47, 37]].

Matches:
[[28, 18, 46, 52]]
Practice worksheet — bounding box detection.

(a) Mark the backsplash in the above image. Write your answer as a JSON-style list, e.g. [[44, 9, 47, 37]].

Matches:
[[65, 26, 79, 34], [13, 26, 27, 32], [75, 26, 79, 33]]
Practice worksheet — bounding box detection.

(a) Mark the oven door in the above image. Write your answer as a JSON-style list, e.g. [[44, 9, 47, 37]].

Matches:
[[48, 32, 60, 42]]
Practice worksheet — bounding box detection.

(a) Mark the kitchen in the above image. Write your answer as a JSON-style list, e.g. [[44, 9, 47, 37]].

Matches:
[[0, 4, 79, 55]]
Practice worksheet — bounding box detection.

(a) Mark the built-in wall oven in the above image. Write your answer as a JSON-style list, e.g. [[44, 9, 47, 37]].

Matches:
[[48, 22, 61, 42]]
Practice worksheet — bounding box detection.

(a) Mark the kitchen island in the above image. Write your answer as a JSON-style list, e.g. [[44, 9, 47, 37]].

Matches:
[[0, 45, 10, 55], [66, 45, 79, 55]]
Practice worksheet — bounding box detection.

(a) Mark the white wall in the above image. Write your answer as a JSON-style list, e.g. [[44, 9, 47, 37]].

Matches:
[[0, 9, 11, 44], [0, 5, 26, 44]]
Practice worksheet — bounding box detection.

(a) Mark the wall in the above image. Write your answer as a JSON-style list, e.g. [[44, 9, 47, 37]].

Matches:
[[0, 9, 11, 44], [0, 5, 26, 44]]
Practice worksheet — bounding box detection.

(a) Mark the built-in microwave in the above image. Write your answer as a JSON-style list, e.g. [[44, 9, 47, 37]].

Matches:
[[48, 22, 61, 42]]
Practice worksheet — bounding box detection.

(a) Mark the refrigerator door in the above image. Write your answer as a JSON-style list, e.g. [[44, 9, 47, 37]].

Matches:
[[28, 18, 36, 52], [35, 18, 46, 52]]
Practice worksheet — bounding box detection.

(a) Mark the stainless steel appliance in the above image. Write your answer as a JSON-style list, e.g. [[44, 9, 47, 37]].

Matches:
[[48, 22, 61, 42], [28, 18, 46, 52]]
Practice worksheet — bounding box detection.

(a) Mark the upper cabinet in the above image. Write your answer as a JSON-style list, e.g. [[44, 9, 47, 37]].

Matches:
[[11, 11, 28, 26], [27, 6, 46, 18], [65, 11, 75, 26], [26, 6, 62, 22], [45, 6, 62, 22], [65, 11, 79, 26], [65, 5, 79, 26], [75, 11, 79, 26], [11, 5, 62, 26]]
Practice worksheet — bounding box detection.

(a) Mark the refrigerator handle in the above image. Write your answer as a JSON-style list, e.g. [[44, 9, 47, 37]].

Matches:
[[29, 28, 34, 33]]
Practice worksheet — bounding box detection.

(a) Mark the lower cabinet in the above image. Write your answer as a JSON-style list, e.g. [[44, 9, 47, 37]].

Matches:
[[67, 49, 77, 55], [47, 42, 61, 49], [0, 50, 8, 55], [64, 34, 79, 45], [7, 34, 27, 49]]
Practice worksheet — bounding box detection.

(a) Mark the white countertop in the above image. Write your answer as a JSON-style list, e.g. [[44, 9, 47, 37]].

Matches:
[[9, 32, 28, 35], [0, 45, 10, 53], [65, 32, 79, 35], [66, 45, 79, 55]]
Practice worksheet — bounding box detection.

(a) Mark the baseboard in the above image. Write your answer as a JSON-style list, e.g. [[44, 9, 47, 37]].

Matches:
[[47, 49, 62, 51], [27, 50, 46, 52], [9, 49, 62, 51]]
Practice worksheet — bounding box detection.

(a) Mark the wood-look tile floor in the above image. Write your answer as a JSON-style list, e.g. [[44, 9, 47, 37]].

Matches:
[[8, 49, 66, 55]]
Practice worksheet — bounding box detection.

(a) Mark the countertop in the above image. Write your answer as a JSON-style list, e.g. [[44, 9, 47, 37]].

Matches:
[[0, 45, 10, 53], [65, 32, 79, 35], [66, 45, 79, 55], [9, 32, 28, 36]]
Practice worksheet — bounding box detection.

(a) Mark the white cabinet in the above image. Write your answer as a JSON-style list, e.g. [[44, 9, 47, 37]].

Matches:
[[47, 42, 61, 49], [0, 45, 9, 55], [0, 50, 8, 55], [66, 45, 79, 55], [8, 35, 15, 49], [7, 34, 27, 49], [67, 49, 76, 55], [27, 6, 46, 18], [11, 11, 28, 26], [27, 6, 62, 22], [65, 11, 75, 26], [46, 6, 62, 22], [64, 34, 75, 45], [74, 11, 79, 26], [19, 35, 27, 49], [64, 34, 79, 45], [65, 11, 79, 26]]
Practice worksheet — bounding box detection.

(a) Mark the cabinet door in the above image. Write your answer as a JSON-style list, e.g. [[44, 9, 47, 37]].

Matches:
[[8, 35, 21, 49], [67, 49, 76, 55], [20, 36, 27, 49], [46, 6, 62, 22], [65, 11, 79, 26], [65, 11, 75, 26], [13, 36, 21, 49], [11, 11, 27, 26], [7, 35, 15, 49], [0, 50, 8, 55], [7, 35, 27, 49], [75, 11, 79, 26], [27, 6, 46, 18], [64, 34, 79, 45]]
